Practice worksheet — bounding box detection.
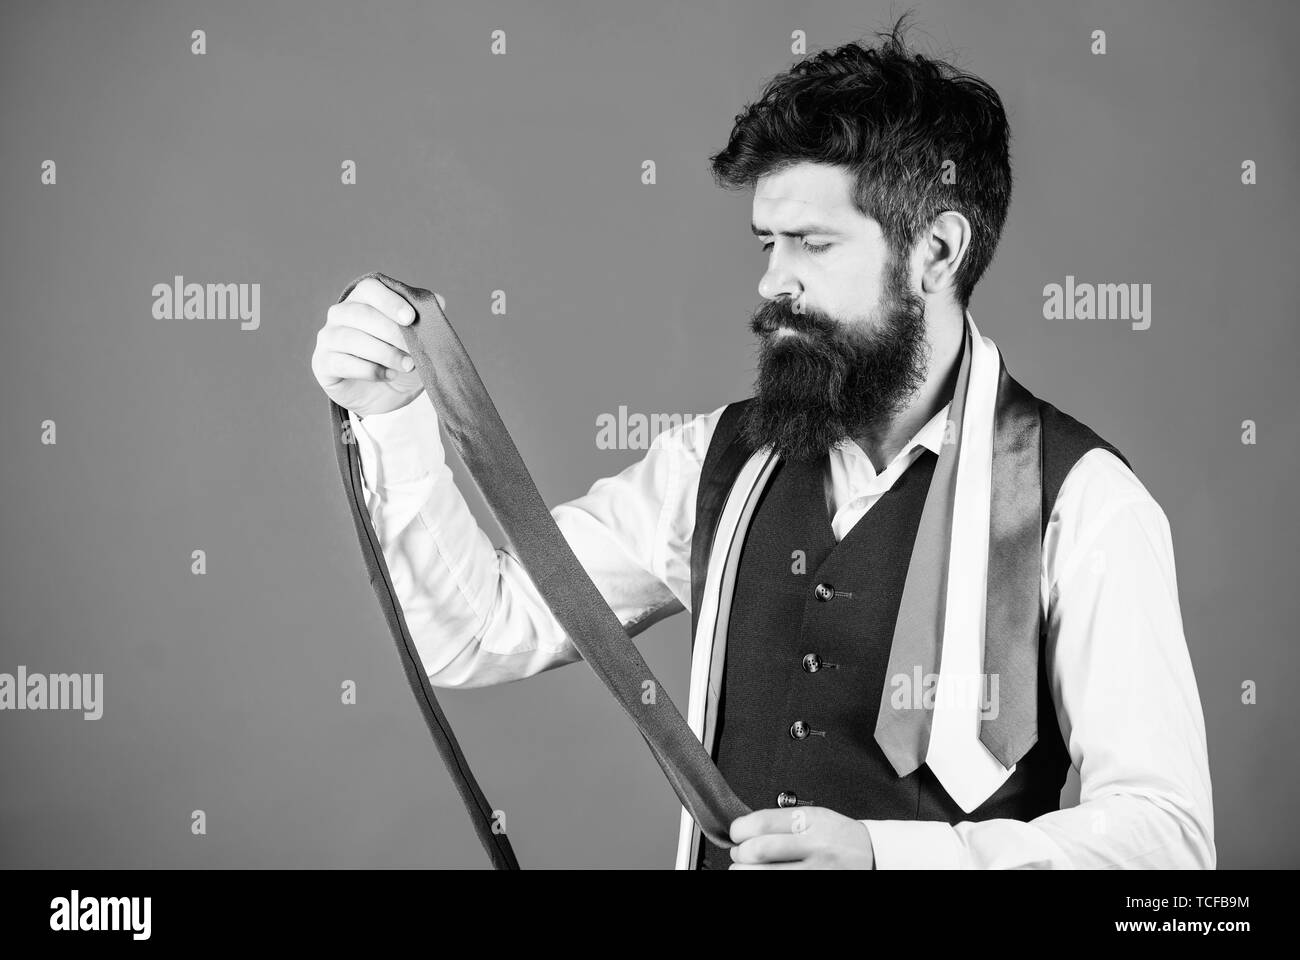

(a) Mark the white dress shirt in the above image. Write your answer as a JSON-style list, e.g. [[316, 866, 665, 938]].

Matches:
[[346, 355, 1216, 870]]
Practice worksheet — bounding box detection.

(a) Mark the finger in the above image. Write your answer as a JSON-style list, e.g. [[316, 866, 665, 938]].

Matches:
[[323, 324, 415, 376], [729, 808, 801, 843], [325, 301, 412, 355], [346, 276, 417, 326], [731, 834, 815, 864], [317, 351, 396, 385], [728, 861, 805, 870]]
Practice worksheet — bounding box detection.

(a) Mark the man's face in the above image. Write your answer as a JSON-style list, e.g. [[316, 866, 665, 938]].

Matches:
[[740, 162, 930, 463]]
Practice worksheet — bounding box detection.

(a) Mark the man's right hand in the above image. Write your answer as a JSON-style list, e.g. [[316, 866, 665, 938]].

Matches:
[[311, 276, 428, 418]]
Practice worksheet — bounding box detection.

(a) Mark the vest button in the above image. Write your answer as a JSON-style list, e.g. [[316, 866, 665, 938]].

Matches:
[[801, 653, 822, 673], [814, 582, 835, 602], [789, 720, 810, 740], [776, 791, 798, 808]]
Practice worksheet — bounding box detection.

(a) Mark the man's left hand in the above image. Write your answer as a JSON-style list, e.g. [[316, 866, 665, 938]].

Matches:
[[728, 806, 875, 869]]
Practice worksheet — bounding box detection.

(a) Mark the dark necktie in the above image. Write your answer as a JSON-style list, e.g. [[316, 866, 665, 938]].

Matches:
[[327, 271, 750, 869]]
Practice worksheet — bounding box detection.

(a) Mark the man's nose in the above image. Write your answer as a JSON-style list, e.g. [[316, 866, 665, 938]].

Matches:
[[758, 257, 800, 302]]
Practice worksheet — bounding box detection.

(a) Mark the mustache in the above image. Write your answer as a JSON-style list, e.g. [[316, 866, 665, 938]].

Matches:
[[748, 300, 838, 338]]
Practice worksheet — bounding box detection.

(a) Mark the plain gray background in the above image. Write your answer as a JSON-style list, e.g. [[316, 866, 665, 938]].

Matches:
[[1, 0, 1295, 869]]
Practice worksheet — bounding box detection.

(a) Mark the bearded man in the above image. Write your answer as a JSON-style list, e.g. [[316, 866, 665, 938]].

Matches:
[[311, 22, 1214, 870]]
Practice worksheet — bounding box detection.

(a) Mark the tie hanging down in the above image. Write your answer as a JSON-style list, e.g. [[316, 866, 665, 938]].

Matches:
[[873, 322, 1046, 779], [327, 271, 752, 869], [873, 322, 974, 777]]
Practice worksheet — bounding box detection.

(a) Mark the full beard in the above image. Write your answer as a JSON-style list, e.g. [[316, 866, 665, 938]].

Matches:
[[738, 253, 930, 463]]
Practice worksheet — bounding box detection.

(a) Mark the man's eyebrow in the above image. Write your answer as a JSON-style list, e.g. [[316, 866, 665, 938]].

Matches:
[[751, 221, 843, 238]]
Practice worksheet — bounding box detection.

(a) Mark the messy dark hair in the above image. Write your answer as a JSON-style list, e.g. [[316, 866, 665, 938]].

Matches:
[[709, 12, 1012, 310]]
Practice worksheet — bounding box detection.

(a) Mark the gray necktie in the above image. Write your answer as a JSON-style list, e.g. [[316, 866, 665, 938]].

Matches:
[[874, 323, 1044, 777], [874, 322, 973, 776], [328, 271, 750, 868]]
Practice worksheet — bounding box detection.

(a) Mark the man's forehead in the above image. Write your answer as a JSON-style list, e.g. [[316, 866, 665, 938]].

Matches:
[[752, 163, 873, 234]]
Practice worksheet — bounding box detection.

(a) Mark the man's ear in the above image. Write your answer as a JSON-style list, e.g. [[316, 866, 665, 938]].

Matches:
[[919, 211, 972, 299]]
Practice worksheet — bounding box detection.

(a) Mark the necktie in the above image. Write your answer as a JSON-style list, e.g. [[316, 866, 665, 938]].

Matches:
[[979, 361, 1043, 768], [327, 271, 751, 869], [874, 323, 974, 776], [874, 326, 1045, 778]]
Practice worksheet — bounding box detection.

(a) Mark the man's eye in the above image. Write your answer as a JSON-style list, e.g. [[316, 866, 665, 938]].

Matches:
[[759, 240, 830, 254]]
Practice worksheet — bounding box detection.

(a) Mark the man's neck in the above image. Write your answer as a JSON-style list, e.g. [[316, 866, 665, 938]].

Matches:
[[850, 308, 966, 473]]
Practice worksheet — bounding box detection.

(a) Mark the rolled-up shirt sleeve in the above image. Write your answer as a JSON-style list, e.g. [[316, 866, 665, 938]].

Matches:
[[864, 450, 1216, 869], [347, 393, 722, 689]]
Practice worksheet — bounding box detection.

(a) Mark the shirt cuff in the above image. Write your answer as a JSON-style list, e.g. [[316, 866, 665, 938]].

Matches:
[[349, 391, 445, 487], [862, 820, 966, 869]]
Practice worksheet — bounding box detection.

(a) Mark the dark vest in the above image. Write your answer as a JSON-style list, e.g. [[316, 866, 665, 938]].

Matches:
[[692, 387, 1130, 870]]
